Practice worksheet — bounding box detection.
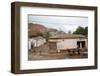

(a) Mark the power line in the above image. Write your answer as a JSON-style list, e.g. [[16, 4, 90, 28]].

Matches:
[[29, 21, 80, 25]]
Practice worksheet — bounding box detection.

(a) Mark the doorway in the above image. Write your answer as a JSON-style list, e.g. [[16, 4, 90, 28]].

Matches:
[[77, 41, 85, 48]]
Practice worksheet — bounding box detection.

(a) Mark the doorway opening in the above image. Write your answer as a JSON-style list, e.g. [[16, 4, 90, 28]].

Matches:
[[77, 41, 85, 48]]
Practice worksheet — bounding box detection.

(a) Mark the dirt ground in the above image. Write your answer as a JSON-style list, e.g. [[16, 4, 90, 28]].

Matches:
[[28, 43, 88, 60], [28, 52, 87, 60]]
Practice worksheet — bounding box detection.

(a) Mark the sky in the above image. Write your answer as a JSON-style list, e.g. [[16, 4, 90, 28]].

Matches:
[[28, 15, 88, 33]]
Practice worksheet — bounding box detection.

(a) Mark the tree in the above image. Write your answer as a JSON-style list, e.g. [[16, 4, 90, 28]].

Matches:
[[42, 31, 51, 41], [68, 30, 71, 34], [73, 26, 88, 35], [84, 26, 88, 35]]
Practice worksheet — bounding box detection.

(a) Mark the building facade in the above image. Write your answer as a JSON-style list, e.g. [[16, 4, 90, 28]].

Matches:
[[48, 34, 87, 52], [28, 36, 46, 50]]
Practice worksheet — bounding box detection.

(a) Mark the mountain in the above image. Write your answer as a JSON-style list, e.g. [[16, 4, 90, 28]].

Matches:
[[47, 28, 58, 32], [28, 23, 47, 37], [28, 23, 66, 37]]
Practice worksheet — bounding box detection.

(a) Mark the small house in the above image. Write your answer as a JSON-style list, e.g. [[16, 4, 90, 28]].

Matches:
[[28, 36, 46, 50], [48, 33, 87, 52]]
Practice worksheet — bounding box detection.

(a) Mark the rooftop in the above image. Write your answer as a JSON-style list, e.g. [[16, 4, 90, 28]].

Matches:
[[49, 33, 86, 39]]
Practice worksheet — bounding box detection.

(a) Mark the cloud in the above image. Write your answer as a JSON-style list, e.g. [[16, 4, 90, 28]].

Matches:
[[28, 15, 88, 33]]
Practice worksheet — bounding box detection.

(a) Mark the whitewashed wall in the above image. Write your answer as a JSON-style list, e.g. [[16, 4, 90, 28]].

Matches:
[[28, 38, 46, 50], [57, 39, 87, 50]]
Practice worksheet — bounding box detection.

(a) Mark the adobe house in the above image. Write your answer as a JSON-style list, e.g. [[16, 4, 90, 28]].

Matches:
[[48, 33, 88, 52], [28, 36, 46, 50]]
